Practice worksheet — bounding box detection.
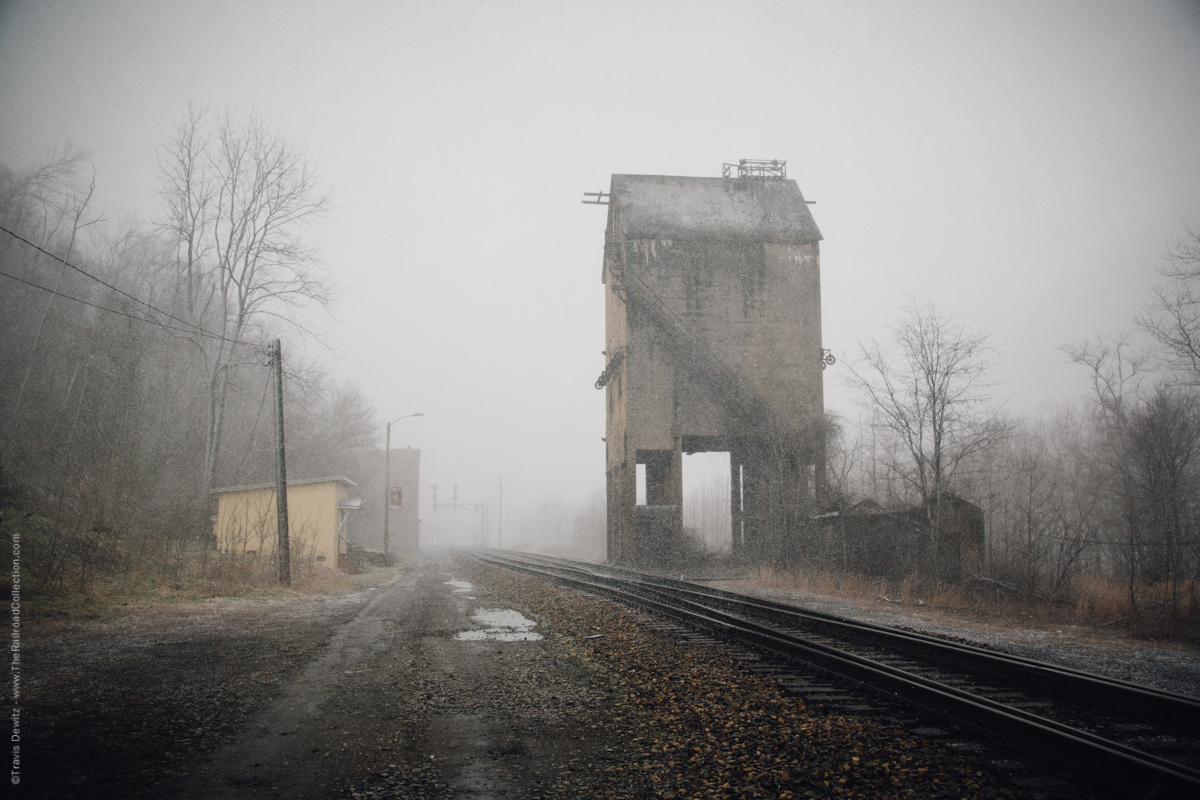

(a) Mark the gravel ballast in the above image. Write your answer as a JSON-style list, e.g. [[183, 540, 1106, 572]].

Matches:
[[423, 556, 1096, 800]]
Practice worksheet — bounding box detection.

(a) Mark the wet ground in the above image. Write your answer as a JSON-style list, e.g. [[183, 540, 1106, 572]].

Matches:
[[24, 550, 611, 800], [172, 557, 601, 799]]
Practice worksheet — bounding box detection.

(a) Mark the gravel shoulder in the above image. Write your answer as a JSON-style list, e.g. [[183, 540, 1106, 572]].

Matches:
[[21, 551, 620, 800], [23, 575, 385, 798]]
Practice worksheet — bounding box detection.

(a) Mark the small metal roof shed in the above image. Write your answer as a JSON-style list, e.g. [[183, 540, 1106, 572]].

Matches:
[[211, 475, 358, 494]]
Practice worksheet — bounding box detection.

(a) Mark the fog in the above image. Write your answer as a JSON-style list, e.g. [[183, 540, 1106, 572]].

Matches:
[[2, 0, 1199, 551]]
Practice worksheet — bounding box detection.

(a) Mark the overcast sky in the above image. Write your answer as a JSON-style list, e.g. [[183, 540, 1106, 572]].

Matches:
[[3, 0, 1199, 544]]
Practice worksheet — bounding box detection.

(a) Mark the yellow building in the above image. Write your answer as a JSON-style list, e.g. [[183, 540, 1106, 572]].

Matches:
[[212, 477, 361, 565]]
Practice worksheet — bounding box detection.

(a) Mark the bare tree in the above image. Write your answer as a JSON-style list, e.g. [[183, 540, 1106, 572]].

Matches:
[[157, 106, 334, 498], [846, 302, 1009, 577], [848, 303, 1008, 504], [819, 413, 857, 504], [1, 149, 106, 427], [278, 372, 377, 482], [1138, 225, 1200, 382], [1125, 386, 1200, 617], [0, 145, 95, 250], [1062, 333, 1152, 428], [1061, 334, 1200, 612], [968, 413, 1103, 598], [0, 142, 378, 596]]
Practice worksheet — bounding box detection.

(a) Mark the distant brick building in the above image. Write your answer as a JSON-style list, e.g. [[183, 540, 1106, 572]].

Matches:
[[385, 447, 421, 553]]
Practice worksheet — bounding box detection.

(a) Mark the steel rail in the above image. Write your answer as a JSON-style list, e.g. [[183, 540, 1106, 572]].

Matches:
[[643, 579, 1200, 730], [471, 550, 1200, 799]]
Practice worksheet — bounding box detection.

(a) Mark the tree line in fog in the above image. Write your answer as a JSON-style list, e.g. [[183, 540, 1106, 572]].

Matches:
[[829, 236, 1200, 619], [0, 108, 375, 592]]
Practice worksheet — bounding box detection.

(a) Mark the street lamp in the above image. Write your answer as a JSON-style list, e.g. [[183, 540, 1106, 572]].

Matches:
[[384, 412, 423, 562]]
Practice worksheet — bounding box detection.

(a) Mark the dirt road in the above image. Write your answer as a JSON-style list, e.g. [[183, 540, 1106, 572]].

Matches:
[[27, 550, 613, 800], [172, 551, 609, 799]]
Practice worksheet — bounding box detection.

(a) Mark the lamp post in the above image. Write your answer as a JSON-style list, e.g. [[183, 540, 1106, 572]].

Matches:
[[384, 412, 423, 563]]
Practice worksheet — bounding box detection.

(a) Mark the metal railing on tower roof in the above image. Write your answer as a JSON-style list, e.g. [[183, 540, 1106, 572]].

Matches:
[[722, 159, 786, 179]]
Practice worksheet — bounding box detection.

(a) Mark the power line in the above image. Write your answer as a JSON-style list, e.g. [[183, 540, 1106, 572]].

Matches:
[[0, 268, 256, 346], [0, 222, 226, 342], [230, 369, 276, 480]]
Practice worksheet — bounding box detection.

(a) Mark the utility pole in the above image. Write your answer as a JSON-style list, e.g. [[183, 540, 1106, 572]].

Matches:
[[270, 339, 291, 586], [498, 476, 503, 550], [384, 420, 392, 564]]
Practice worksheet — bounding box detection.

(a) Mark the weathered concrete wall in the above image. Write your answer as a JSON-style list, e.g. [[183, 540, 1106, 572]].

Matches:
[[799, 496, 986, 583], [619, 239, 823, 436], [602, 174, 826, 568]]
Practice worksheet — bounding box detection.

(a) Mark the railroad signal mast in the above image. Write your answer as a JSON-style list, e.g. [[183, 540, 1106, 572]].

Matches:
[[431, 483, 490, 547]]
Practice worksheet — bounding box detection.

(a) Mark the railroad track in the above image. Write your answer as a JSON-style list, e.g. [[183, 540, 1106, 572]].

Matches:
[[470, 549, 1200, 799]]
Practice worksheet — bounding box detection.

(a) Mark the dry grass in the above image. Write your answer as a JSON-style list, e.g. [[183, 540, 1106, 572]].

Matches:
[[2, 503, 397, 608], [750, 566, 1200, 643], [122, 547, 398, 603], [34, 553, 393, 608], [752, 566, 971, 609]]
